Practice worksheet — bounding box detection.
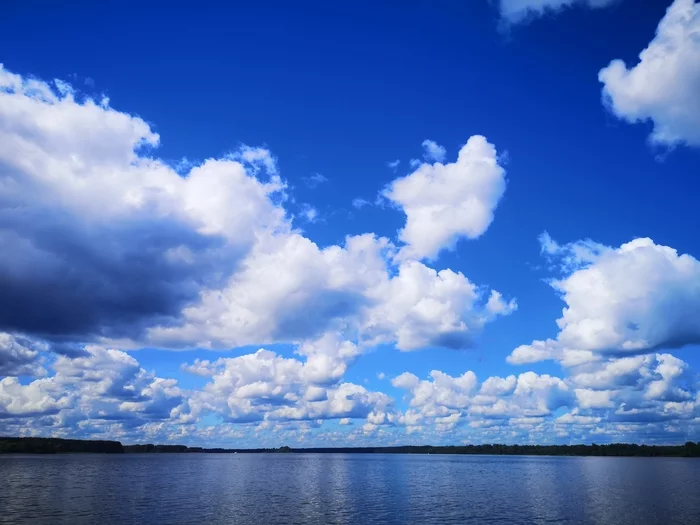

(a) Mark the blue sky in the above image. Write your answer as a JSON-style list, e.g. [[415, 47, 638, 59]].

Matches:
[[0, 0, 699, 447]]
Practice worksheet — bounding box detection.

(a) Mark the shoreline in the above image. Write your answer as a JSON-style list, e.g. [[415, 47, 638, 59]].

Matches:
[[2, 437, 699, 457]]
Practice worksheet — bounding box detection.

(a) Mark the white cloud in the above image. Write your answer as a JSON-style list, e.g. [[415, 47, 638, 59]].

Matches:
[[509, 235, 700, 365], [0, 377, 69, 417], [147, 233, 513, 351], [499, 0, 618, 25], [387, 159, 400, 171], [0, 333, 46, 377], [390, 368, 572, 433], [0, 345, 188, 435], [599, 0, 700, 147], [479, 375, 517, 396], [0, 65, 513, 358], [360, 261, 516, 351], [0, 64, 286, 341], [186, 344, 391, 424], [384, 135, 507, 261], [421, 139, 446, 162]]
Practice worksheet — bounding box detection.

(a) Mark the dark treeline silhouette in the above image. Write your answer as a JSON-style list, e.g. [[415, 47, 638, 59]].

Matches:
[[0, 437, 124, 454], [2, 437, 699, 457]]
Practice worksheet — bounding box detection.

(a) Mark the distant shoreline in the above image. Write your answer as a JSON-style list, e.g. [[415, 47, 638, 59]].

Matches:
[[2, 437, 699, 457]]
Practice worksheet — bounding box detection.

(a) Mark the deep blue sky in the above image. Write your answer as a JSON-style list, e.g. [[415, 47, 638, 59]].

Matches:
[[0, 0, 698, 445]]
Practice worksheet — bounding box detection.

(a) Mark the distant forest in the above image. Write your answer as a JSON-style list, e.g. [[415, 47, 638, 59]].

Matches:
[[2, 437, 699, 457]]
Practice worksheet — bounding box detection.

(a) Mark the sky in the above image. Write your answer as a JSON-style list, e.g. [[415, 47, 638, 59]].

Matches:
[[0, 0, 699, 447]]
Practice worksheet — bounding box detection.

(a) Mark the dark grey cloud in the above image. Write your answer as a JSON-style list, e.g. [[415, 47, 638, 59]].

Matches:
[[0, 206, 240, 342]]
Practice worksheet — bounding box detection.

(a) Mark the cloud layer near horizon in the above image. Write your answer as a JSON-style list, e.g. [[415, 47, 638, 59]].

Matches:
[[0, 59, 698, 447]]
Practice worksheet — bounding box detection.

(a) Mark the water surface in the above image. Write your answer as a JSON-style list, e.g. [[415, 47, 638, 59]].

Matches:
[[1, 453, 698, 524]]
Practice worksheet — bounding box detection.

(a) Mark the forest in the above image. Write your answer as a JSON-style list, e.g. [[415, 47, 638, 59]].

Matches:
[[2, 437, 699, 457]]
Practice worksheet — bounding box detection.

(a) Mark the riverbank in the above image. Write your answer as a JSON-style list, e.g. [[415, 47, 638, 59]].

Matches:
[[2, 437, 699, 456]]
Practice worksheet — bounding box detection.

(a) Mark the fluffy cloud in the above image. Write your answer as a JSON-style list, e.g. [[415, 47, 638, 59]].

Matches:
[[386, 352, 698, 443], [499, 0, 618, 25], [0, 377, 69, 418], [147, 233, 514, 351], [360, 262, 516, 351], [0, 65, 513, 356], [599, 0, 700, 147], [384, 135, 507, 261], [0, 345, 188, 439], [183, 339, 391, 424], [506, 231, 700, 440], [0, 64, 285, 341], [0, 333, 45, 376], [390, 368, 571, 433], [509, 234, 700, 365]]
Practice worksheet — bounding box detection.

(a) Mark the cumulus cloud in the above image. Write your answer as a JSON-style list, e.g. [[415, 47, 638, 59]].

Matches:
[[0, 333, 45, 377], [599, 0, 700, 147], [385, 353, 699, 443], [183, 338, 390, 424], [0, 65, 512, 357], [389, 368, 572, 435], [0, 64, 285, 341], [0, 345, 188, 439], [499, 0, 618, 25], [384, 135, 507, 261], [509, 234, 700, 365], [147, 233, 514, 351]]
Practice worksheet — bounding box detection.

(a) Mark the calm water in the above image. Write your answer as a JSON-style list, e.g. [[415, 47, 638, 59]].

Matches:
[[1, 453, 699, 524]]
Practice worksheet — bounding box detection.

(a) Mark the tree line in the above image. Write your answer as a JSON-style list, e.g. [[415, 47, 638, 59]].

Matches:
[[2, 437, 699, 457]]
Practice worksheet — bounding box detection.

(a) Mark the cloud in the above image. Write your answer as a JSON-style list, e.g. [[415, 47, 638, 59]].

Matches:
[[421, 140, 446, 162], [499, 0, 618, 25], [0, 66, 512, 357], [3, 338, 697, 445], [0, 345, 187, 436], [0, 377, 70, 418], [509, 235, 700, 365], [184, 337, 390, 424], [352, 198, 371, 209], [360, 261, 516, 351], [384, 135, 507, 261], [302, 173, 328, 188], [385, 353, 699, 443], [0, 333, 46, 377], [389, 368, 572, 434], [146, 233, 514, 351], [599, 0, 700, 147], [386, 160, 400, 171], [0, 64, 285, 342]]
